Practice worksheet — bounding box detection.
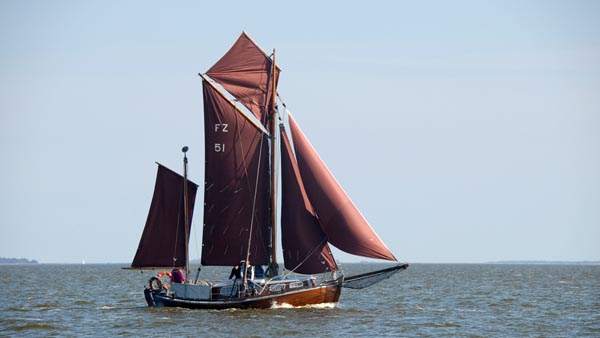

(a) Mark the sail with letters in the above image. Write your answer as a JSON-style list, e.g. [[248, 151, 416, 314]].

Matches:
[[130, 32, 407, 309], [200, 78, 271, 267]]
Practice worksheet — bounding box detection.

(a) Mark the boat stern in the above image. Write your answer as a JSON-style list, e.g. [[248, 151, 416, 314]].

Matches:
[[144, 288, 156, 307]]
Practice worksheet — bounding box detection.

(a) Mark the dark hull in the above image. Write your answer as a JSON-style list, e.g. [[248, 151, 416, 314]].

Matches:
[[144, 281, 342, 310]]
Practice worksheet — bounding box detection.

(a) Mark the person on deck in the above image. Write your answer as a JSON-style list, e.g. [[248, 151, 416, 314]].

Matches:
[[229, 263, 242, 280], [246, 264, 255, 282], [230, 260, 255, 281], [171, 268, 185, 283]]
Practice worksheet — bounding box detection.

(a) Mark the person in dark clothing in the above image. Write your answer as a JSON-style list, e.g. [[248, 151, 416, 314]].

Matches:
[[229, 263, 242, 279]]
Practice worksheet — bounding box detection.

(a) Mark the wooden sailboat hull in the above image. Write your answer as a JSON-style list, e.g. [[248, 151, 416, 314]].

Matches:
[[144, 282, 342, 310]]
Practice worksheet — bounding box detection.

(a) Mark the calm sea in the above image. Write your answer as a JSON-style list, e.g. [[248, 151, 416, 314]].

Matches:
[[1, 263, 598, 337]]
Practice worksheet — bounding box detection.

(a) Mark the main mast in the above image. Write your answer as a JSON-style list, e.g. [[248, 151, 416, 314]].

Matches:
[[267, 49, 280, 277]]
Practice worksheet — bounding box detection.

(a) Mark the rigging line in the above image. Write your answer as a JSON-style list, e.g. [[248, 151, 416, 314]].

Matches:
[[285, 236, 329, 277], [184, 157, 199, 267], [242, 120, 266, 289], [257, 237, 329, 296], [192, 214, 199, 267], [220, 96, 268, 272], [276, 92, 287, 109], [231, 99, 266, 209], [240, 101, 267, 266], [172, 182, 183, 270]]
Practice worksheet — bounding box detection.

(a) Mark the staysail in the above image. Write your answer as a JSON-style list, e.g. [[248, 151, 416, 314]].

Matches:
[[200, 79, 271, 267], [287, 114, 397, 261], [206, 32, 280, 123], [131, 164, 198, 269], [280, 127, 337, 274]]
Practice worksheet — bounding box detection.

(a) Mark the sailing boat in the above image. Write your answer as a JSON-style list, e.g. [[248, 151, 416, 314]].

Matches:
[[129, 32, 408, 309]]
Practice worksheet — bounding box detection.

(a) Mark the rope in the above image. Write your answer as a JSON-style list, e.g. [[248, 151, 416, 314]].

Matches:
[[283, 237, 329, 276], [242, 101, 267, 284], [172, 183, 183, 271], [257, 237, 331, 296]]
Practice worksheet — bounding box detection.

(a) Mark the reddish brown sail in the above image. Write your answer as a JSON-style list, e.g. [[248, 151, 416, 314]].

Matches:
[[288, 114, 397, 261], [201, 79, 271, 267], [206, 32, 280, 123], [280, 128, 337, 274], [131, 164, 198, 269]]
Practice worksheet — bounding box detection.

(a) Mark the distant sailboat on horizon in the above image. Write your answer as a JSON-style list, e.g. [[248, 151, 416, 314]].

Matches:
[[128, 32, 407, 309]]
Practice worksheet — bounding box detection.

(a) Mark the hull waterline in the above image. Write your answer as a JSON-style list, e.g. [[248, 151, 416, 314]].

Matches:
[[144, 281, 342, 310]]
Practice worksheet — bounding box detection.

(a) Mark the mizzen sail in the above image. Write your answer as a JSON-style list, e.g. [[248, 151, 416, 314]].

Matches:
[[131, 164, 198, 269], [200, 79, 271, 267], [288, 114, 397, 261]]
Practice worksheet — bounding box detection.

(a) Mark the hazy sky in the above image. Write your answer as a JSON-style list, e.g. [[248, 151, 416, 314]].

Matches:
[[1, 1, 598, 264]]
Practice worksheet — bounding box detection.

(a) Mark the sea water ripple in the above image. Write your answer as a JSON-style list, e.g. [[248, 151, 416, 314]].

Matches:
[[0, 263, 598, 337]]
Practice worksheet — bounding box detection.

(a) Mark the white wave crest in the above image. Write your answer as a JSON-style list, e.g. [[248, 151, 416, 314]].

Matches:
[[97, 306, 116, 310], [270, 302, 337, 309]]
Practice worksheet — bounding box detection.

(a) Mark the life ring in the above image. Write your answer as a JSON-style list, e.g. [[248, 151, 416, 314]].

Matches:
[[148, 271, 172, 291], [148, 276, 163, 291], [156, 271, 172, 279]]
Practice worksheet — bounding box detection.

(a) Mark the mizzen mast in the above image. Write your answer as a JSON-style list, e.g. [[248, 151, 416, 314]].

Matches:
[[182, 146, 190, 279]]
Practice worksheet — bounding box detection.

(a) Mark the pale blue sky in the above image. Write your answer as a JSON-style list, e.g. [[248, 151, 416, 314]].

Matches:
[[1, 1, 598, 263]]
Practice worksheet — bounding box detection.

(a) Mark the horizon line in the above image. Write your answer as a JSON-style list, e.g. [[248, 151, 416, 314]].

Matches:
[[4, 260, 600, 265]]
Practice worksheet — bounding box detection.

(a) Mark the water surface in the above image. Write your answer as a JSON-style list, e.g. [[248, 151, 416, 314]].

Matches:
[[1, 263, 598, 337]]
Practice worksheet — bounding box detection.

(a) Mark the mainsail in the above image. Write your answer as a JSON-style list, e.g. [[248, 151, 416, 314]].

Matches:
[[200, 79, 271, 267], [131, 164, 198, 269], [280, 127, 337, 274], [206, 31, 280, 123]]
